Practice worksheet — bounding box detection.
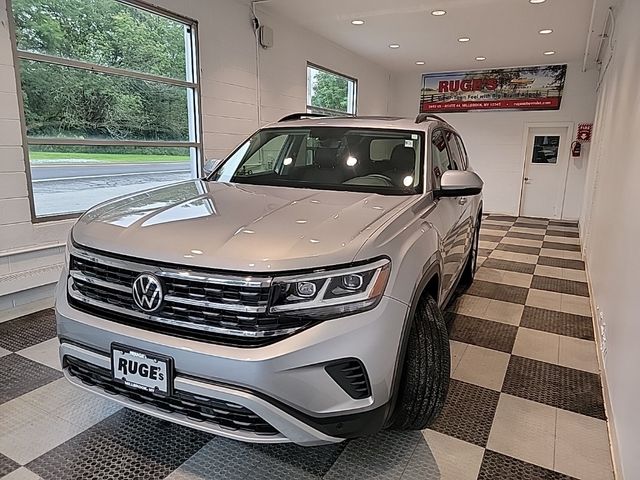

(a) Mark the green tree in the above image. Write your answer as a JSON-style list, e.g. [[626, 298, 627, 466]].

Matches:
[[311, 71, 349, 112], [11, 0, 190, 148]]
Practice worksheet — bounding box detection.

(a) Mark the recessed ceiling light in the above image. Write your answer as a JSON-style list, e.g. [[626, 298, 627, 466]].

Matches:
[[476, 56, 486, 61], [351, 19, 365, 25], [458, 37, 471, 43], [431, 10, 446, 16], [530, 0, 546, 3], [416, 61, 425, 65], [539, 28, 553, 34], [389, 44, 400, 49], [544, 50, 556, 55]]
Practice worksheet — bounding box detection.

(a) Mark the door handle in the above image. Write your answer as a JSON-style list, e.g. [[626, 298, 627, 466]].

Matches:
[[458, 197, 467, 206]]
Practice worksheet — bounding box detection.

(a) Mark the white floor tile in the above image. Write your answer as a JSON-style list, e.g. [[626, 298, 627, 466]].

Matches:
[[17, 338, 61, 371], [423, 429, 484, 480]]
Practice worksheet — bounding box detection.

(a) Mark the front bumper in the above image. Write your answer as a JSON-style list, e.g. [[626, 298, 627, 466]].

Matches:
[[55, 278, 409, 445]]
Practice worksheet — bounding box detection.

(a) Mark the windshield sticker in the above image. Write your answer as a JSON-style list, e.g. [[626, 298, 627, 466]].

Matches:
[[405, 140, 414, 148], [411, 134, 418, 140]]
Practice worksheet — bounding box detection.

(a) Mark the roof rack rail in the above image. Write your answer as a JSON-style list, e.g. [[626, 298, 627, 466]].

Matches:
[[415, 113, 450, 125], [278, 113, 330, 122]]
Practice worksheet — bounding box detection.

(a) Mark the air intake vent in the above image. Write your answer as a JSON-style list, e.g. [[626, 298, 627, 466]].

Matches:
[[325, 359, 371, 400]]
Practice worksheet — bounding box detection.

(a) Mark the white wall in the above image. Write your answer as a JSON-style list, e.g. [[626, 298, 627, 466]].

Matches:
[[390, 63, 598, 218], [580, 0, 640, 477], [0, 0, 391, 318]]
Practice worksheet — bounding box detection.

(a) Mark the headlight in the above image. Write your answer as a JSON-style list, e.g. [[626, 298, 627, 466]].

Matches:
[[270, 258, 391, 318]]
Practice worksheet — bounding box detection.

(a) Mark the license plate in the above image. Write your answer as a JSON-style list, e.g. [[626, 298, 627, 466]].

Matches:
[[111, 345, 171, 395]]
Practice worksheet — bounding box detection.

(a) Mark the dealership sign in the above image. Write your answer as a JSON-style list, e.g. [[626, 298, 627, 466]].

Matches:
[[420, 64, 567, 113]]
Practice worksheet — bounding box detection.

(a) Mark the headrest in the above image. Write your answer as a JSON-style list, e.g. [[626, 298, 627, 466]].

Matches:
[[390, 145, 415, 172], [314, 148, 339, 169]]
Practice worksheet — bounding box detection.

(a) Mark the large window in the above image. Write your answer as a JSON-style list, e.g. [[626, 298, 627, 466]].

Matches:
[[10, 0, 200, 219], [306, 64, 357, 116]]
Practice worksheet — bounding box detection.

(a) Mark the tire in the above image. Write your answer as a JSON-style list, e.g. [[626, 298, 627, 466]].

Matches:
[[391, 295, 450, 430], [460, 215, 481, 288]]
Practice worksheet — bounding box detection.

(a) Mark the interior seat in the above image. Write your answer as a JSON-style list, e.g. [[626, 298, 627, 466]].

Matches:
[[383, 145, 416, 186], [298, 147, 346, 185]]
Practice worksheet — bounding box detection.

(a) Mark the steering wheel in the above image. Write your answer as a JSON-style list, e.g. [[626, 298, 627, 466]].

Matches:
[[365, 174, 395, 186]]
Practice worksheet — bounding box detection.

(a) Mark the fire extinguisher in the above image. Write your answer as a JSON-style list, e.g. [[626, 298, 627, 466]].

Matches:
[[571, 141, 582, 157]]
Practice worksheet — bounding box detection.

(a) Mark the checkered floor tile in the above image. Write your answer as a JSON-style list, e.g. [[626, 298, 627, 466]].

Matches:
[[0, 216, 615, 480]]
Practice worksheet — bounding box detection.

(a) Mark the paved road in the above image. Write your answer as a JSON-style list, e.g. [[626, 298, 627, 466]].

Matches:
[[31, 162, 190, 181]]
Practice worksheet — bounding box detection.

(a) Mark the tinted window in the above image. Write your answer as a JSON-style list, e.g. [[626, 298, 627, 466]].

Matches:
[[455, 135, 469, 170], [445, 131, 464, 171], [431, 130, 454, 187]]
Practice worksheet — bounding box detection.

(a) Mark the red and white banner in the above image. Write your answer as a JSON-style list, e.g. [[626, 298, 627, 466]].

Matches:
[[420, 64, 567, 113]]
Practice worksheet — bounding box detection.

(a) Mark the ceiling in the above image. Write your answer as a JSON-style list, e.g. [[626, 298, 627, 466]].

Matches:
[[261, 0, 603, 73]]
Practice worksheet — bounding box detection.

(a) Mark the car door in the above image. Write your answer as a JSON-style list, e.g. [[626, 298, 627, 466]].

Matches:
[[429, 128, 464, 295], [445, 131, 474, 272]]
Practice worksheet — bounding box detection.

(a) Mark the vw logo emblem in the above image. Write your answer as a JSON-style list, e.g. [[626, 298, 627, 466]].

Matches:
[[132, 273, 163, 312]]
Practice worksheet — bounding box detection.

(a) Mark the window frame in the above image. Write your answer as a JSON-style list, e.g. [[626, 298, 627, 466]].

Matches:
[[7, 0, 203, 222], [306, 62, 358, 116]]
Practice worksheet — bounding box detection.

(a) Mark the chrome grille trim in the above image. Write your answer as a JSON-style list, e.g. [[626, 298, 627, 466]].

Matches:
[[68, 278, 304, 339], [162, 294, 266, 314], [70, 270, 133, 294], [70, 244, 272, 288]]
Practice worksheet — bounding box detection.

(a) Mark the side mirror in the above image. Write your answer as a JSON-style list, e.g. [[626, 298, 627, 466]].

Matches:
[[435, 170, 483, 198], [202, 159, 221, 178]]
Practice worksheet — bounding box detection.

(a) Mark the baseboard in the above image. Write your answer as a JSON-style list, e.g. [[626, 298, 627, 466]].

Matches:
[[583, 254, 624, 480], [0, 296, 54, 323]]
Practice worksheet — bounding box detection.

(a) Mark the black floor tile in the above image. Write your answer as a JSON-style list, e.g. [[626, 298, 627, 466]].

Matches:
[[479, 450, 577, 479], [186, 436, 347, 480], [0, 452, 20, 477], [0, 354, 63, 404], [486, 215, 517, 222], [482, 223, 511, 231], [546, 230, 580, 238], [496, 243, 541, 256], [465, 280, 529, 304], [502, 356, 606, 420], [428, 379, 500, 447], [479, 234, 504, 243], [0, 309, 57, 352], [448, 313, 518, 353], [538, 256, 586, 271], [548, 220, 578, 227], [520, 306, 595, 340], [481, 258, 536, 275], [505, 231, 545, 241], [531, 275, 590, 297], [28, 409, 213, 480], [542, 241, 581, 252]]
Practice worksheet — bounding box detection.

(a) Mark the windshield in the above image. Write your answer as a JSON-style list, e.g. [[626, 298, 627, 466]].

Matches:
[[210, 127, 424, 195]]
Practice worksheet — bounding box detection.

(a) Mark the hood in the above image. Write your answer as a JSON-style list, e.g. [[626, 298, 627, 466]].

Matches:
[[73, 180, 413, 272]]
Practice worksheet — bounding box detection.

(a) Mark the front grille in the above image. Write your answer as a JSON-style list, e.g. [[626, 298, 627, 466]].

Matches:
[[64, 356, 279, 436], [67, 246, 314, 347]]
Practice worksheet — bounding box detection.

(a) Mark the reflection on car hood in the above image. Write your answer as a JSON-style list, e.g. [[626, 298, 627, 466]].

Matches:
[[73, 180, 414, 272]]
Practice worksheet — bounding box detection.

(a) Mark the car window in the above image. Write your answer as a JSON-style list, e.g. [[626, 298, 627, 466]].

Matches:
[[212, 127, 424, 195], [431, 129, 455, 187], [445, 131, 465, 171], [454, 134, 469, 170]]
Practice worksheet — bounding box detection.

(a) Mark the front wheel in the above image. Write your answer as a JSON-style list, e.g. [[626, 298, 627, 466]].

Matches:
[[391, 296, 450, 430]]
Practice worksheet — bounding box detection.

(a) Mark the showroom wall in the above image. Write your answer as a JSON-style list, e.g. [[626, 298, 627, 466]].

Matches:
[[0, 0, 392, 318], [391, 62, 598, 218], [579, 0, 639, 477]]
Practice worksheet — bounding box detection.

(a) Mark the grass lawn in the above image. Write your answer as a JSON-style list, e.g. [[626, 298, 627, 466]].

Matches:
[[30, 151, 190, 164]]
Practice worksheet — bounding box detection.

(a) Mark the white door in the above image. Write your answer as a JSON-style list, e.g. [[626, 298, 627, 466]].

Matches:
[[519, 126, 570, 219]]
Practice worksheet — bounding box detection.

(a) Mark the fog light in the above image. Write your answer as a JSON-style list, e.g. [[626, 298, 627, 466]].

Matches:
[[296, 281, 317, 298], [342, 274, 363, 290]]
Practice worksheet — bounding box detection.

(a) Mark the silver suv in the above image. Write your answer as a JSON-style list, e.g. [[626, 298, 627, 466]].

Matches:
[[55, 114, 483, 445]]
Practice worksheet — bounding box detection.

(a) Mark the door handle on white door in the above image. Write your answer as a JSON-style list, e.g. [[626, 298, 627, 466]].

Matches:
[[458, 198, 467, 206]]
